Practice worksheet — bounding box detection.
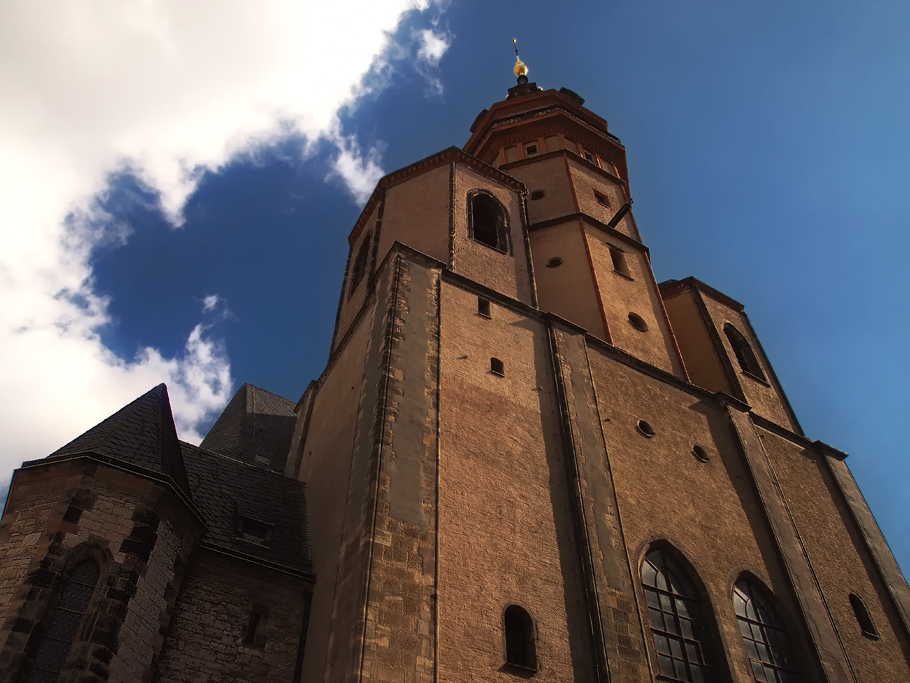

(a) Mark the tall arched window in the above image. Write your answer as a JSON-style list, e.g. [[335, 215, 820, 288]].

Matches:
[[723, 323, 766, 381], [26, 558, 100, 682], [733, 579, 799, 682], [469, 192, 509, 253], [642, 549, 716, 682], [348, 231, 372, 298], [503, 605, 537, 671], [849, 593, 879, 639]]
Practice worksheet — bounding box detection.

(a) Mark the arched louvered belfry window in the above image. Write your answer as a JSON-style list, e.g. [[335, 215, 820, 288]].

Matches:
[[733, 579, 799, 682], [469, 192, 510, 253], [642, 548, 717, 682], [723, 323, 766, 381], [503, 605, 537, 671], [26, 558, 100, 682]]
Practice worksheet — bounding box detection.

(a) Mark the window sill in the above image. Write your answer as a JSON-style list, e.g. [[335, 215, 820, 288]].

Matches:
[[740, 370, 770, 387], [501, 662, 537, 678], [613, 269, 634, 281]]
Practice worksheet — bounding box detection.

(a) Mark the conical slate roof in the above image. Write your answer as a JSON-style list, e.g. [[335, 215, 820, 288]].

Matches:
[[46, 384, 190, 496], [200, 383, 296, 471]]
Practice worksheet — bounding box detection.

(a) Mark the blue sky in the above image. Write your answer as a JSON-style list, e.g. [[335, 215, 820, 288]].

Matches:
[[2, 1, 908, 574]]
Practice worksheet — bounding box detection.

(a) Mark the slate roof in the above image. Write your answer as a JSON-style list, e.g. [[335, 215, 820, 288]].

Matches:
[[200, 383, 297, 472], [180, 442, 313, 575], [27, 383, 312, 577], [42, 384, 190, 496]]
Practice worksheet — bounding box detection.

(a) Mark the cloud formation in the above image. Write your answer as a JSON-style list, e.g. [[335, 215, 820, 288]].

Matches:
[[0, 0, 447, 476]]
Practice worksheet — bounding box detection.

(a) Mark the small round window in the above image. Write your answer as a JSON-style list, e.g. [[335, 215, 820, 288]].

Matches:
[[637, 420, 655, 438], [546, 257, 564, 268], [530, 190, 545, 201], [692, 445, 710, 462], [628, 312, 648, 332]]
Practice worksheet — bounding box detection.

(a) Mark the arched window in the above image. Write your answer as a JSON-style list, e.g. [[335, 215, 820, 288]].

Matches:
[[733, 579, 799, 682], [849, 593, 879, 639], [642, 549, 716, 682], [26, 558, 100, 682], [469, 192, 509, 253], [723, 323, 766, 381], [348, 231, 372, 298], [503, 605, 537, 671]]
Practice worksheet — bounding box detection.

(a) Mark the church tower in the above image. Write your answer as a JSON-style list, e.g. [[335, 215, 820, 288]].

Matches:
[[286, 52, 910, 683], [2, 53, 909, 683]]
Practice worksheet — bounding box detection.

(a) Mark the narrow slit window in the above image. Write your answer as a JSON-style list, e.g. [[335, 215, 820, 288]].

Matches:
[[849, 594, 879, 639], [243, 604, 269, 647], [609, 246, 630, 276], [478, 298, 491, 318], [503, 605, 537, 671], [490, 358, 504, 376]]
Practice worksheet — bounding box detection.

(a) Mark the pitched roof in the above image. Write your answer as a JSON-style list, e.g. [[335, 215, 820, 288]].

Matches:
[[200, 383, 297, 471], [44, 383, 190, 496], [180, 442, 312, 575]]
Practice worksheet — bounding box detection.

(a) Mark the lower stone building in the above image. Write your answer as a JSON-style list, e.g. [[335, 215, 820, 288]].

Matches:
[[2, 68, 909, 682]]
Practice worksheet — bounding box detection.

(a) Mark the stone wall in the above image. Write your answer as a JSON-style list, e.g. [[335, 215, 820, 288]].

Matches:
[[0, 459, 201, 683], [155, 548, 308, 683]]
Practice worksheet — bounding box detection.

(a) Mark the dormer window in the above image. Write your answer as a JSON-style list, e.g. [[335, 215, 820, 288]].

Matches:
[[236, 515, 274, 547], [468, 192, 510, 253]]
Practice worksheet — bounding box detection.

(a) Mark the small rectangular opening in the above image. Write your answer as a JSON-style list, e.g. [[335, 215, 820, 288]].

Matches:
[[490, 357, 505, 376], [609, 246, 631, 277], [478, 298, 491, 318], [583, 150, 596, 164], [595, 191, 610, 208], [525, 144, 538, 156]]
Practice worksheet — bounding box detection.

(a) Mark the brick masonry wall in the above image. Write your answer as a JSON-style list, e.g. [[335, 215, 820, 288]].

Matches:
[[378, 165, 450, 267], [662, 288, 734, 395], [758, 427, 910, 679], [437, 281, 595, 682], [155, 548, 308, 683], [298, 300, 375, 683], [334, 204, 380, 353], [584, 226, 683, 376], [0, 460, 201, 683], [508, 155, 577, 225], [529, 222, 607, 339], [567, 160, 635, 239], [586, 351, 826, 681], [699, 294, 798, 431], [452, 165, 533, 305]]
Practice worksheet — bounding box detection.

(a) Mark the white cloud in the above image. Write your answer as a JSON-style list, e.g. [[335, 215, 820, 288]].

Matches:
[[202, 295, 220, 313], [327, 134, 387, 205], [0, 0, 448, 475], [417, 28, 451, 66]]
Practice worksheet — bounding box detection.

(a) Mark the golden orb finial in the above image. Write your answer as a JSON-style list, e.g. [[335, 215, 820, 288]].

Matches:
[[512, 38, 528, 79]]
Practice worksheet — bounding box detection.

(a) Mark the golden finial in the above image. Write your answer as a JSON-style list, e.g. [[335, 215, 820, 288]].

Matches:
[[512, 38, 528, 79]]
